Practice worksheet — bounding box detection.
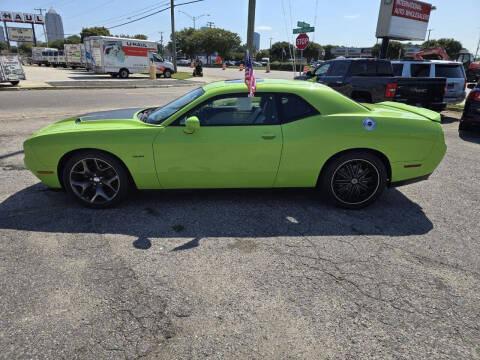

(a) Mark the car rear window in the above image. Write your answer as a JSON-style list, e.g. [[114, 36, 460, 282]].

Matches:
[[392, 63, 404, 76], [411, 64, 431, 77], [435, 65, 464, 78]]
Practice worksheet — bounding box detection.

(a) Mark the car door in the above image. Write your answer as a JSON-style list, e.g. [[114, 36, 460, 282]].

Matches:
[[152, 92, 283, 189]]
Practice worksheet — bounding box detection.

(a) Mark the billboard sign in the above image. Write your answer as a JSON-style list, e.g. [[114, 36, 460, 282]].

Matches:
[[376, 0, 432, 41], [7, 27, 34, 42], [1, 11, 44, 24]]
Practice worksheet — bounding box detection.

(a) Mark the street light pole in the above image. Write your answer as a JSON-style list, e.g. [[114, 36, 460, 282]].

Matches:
[[427, 28, 434, 42], [170, 0, 177, 72], [179, 10, 209, 29]]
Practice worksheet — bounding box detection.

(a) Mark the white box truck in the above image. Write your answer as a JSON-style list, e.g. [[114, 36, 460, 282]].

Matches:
[[65, 44, 84, 69], [83, 36, 175, 78], [32, 47, 46, 66], [0, 55, 26, 86]]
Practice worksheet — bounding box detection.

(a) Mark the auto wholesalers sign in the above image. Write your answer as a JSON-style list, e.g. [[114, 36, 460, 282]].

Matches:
[[7, 27, 34, 42], [376, 0, 432, 41]]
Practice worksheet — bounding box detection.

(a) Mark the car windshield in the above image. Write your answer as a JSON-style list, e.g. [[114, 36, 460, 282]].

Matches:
[[146, 87, 205, 124]]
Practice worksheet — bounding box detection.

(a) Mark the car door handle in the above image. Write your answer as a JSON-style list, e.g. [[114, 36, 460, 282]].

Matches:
[[261, 134, 276, 140]]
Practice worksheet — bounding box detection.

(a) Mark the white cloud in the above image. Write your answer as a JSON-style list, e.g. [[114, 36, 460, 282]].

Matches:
[[256, 25, 272, 31], [344, 14, 360, 19]]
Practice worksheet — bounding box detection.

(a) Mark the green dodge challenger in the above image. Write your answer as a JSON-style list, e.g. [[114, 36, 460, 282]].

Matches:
[[23, 79, 446, 209]]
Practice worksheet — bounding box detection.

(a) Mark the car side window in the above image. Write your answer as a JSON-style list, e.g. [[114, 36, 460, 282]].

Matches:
[[392, 63, 403, 76], [278, 94, 319, 124], [328, 61, 349, 76], [314, 63, 330, 76], [179, 93, 279, 126], [411, 64, 431, 77]]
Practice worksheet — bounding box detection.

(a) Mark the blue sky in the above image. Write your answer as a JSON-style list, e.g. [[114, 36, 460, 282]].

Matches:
[[2, 0, 479, 53]]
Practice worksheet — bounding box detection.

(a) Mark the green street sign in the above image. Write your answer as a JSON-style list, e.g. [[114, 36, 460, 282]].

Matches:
[[297, 21, 310, 28], [293, 26, 315, 34]]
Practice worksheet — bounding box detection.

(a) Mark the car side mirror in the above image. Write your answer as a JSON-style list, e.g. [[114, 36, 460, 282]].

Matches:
[[184, 116, 200, 134], [467, 83, 476, 90]]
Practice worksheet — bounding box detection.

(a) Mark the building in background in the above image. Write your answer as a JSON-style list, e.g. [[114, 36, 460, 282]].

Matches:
[[0, 26, 5, 42], [253, 32, 260, 52], [45, 7, 64, 42]]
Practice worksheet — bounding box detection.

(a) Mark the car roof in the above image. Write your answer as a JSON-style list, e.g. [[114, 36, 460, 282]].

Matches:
[[392, 60, 462, 65], [203, 78, 331, 92]]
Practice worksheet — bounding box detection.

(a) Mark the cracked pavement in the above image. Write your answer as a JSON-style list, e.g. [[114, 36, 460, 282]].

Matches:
[[0, 89, 479, 359]]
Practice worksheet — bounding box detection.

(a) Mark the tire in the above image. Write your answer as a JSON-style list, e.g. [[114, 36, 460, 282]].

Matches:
[[164, 69, 172, 78], [459, 122, 470, 131], [319, 151, 387, 209], [62, 151, 130, 208], [10, 81, 19, 86], [118, 68, 129, 79]]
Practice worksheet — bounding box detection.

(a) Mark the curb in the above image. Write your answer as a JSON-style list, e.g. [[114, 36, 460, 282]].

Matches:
[[0, 82, 203, 91]]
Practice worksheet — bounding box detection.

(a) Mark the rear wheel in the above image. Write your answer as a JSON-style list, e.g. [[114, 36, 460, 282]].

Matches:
[[118, 68, 129, 79], [320, 151, 387, 209], [63, 151, 130, 208], [10, 81, 19, 86]]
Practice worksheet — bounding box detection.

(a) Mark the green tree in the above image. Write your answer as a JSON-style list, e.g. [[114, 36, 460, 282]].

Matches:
[[270, 41, 291, 61], [18, 43, 33, 55], [0, 42, 9, 52], [255, 49, 270, 61], [65, 35, 81, 44], [302, 42, 322, 62], [195, 28, 241, 62], [372, 41, 404, 59], [49, 39, 65, 50], [80, 26, 110, 41], [174, 27, 200, 59], [421, 38, 463, 59], [133, 34, 148, 40]]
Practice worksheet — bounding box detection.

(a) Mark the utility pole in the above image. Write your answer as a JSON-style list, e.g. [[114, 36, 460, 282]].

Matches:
[[206, 21, 214, 28], [34, 8, 48, 46], [246, 0, 256, 54], [170, 0, 177, 72], [427, 28, 434, 42]]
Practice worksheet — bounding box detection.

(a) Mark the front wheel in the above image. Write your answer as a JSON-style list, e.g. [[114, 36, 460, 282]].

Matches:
[[320, 151, 387, 209], [63, 151, 130, 208], [163, 69, 172, 78], [10, 81, 19, 86]]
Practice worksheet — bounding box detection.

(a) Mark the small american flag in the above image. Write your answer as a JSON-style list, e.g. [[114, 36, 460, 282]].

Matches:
[[244, 51, 256, 97]]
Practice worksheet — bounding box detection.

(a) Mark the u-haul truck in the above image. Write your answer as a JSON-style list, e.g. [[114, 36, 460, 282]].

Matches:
[[83, 36, 174, 78], [64, 44, 86, 69]]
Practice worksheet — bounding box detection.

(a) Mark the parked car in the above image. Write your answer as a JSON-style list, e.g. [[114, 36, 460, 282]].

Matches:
[[23, 79, 446, 210], [459, 82, 480, 131], [177, 59, 191, 66], [252, 61, 264, 67], [225, 60, 236, 66], [392, 60, 466, 105], [297, 58, 447, 111]]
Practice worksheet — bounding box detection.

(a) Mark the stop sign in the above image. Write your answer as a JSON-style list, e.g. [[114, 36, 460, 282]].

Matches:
[[296, 33, 309, 50]]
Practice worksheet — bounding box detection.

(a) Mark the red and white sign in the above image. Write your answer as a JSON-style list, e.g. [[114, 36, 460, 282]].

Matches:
[[376, 0, 433, 41], [1, 11, 44, 24], [296, 33, 309, 50], [392, 0, 431, 22]]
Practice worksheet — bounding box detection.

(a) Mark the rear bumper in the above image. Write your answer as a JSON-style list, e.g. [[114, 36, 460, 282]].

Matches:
[[444, 93, 466, 105]]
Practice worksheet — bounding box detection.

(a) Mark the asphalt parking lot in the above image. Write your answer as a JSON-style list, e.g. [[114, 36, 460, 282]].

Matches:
[[0, 88, 479, 359]]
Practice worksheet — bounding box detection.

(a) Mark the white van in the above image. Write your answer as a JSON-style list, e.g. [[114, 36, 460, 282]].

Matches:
[[83, 36, 174, 78], [392, 60, 466, 104]]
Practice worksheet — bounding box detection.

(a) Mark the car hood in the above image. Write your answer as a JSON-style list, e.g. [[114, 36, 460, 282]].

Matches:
[[31, 107, 145, 137], [78, 108, 142, 122]]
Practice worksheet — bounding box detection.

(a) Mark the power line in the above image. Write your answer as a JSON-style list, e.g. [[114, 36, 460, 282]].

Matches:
[[107, 0, 205, 30], [88, 1, 170, 27]]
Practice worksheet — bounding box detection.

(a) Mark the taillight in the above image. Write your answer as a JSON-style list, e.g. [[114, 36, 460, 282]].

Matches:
[[468, 90, 480, 102], [385, 82, 397, 98]]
